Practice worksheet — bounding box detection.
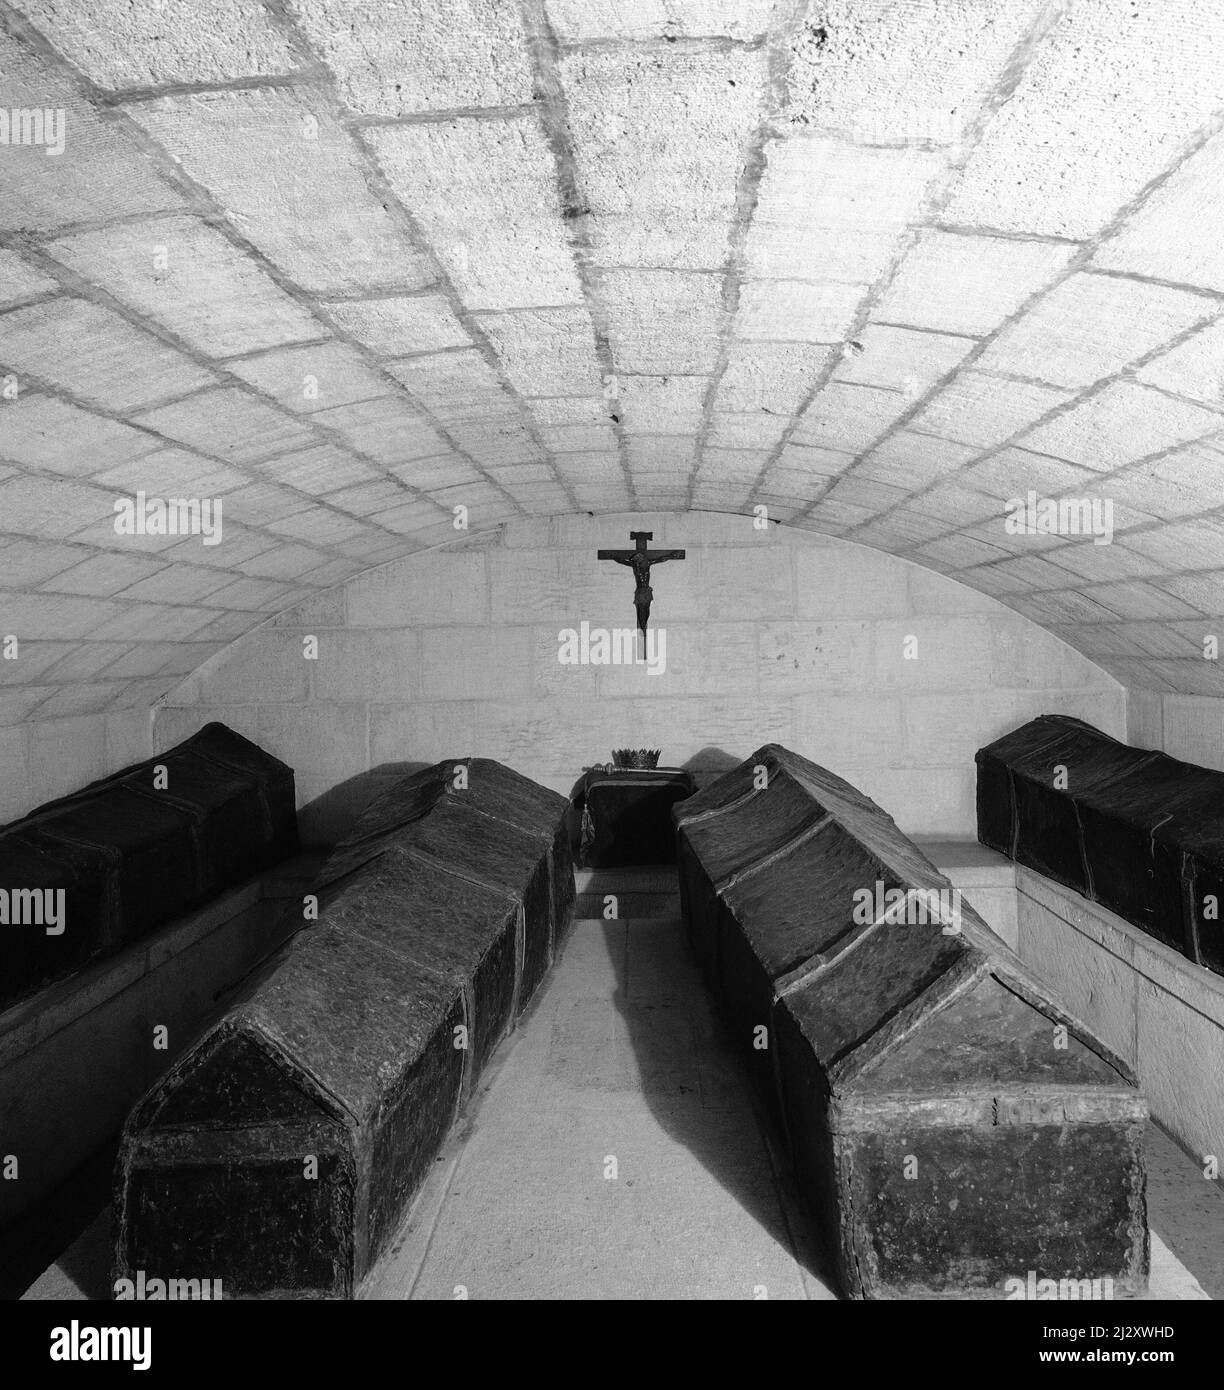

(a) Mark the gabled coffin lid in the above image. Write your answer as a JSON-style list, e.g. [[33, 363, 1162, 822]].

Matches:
[[218, 922, 463, 1129], [322, 844, 519, 988], [319, 756, 564, 888], [689, 744, 1138, 1092], [854, 972, 1127, 1093]]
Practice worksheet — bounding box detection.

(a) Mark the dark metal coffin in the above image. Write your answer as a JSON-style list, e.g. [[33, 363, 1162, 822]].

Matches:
[[977, 714, 1224, 976], [0, 722, 297, 1009], [114, 757, 573, 1298], [575, 767, 697, 867], [677, 743, 1148, 1300]]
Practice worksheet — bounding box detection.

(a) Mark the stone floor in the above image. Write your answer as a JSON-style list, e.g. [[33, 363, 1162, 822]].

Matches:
[[20, 865, 1224, 1300]]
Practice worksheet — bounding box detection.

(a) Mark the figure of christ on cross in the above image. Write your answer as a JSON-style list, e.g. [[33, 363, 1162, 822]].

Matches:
[[597, 531, 687, 636]]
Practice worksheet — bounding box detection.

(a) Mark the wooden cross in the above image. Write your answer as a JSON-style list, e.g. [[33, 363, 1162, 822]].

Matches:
[[597, 531, 686, 636]]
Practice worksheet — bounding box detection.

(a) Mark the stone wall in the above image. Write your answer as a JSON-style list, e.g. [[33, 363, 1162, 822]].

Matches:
[[154, 513, 1124, 845], [0, 707, 151, 825], [1129, 689, 1224, 772]]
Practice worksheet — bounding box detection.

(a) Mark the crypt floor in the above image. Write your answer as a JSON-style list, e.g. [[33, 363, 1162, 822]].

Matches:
[[19, 866, 1224, 1301]]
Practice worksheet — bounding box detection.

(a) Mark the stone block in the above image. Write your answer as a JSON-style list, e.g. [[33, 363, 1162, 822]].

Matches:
[[311, 630, 419, 703], [834, 323, 975, 395], [478, 307, 604, 396], [602, 270, 724, 374], [976, 274, 1218, 389], [794, 382, 907, 453], [293, 0, 534, 116], [871, 616, 994, 690], [370, 115, 581, 309], [50, 215, 322, 358], [0, 31, 183, 232], [0, 249, 56, 305], [1016, 382, 1222, 471], [793, 692, 903, 767], [546, 0, 773, 42], [743, 138, 940, 282], [876, 230, 1076, 337], [781, 0, 1047, 145], [227, 342, 391, 415], [128, 88, 433, 293], [758, 620, 870, 693], [909, 372, 1071, 449], [946, 0, 1224, 238], [0, 298, 215, 411], [13, 0, 297, 87], [0, 396, 160, 477], [134, 389, 318, 464], [327, 295, 469, 355], [419, 626, 531, 701], [736, 279, 861, 343], [312, 397, 448, 464], [715, 342, 831, 416], [559, 44, 766, 269], [795, 545, 908, 619], [617, 375, 708, 434]]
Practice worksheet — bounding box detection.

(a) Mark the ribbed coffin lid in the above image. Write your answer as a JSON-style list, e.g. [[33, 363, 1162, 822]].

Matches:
[[119, 748, 258, 814], [319, 846, 517, 990], [319, 757, 563, 888], [975, 713, 1110, 766], [397, 798, 549, 898], [677, 768, 828, 885], [687, 744, 1133, 1090], [1096, 754, 1224, 865], [977, 715, 1160, 797], [723, 817, 909, 979], [5, 720, 284, 831], [461, 758, 567, 832]]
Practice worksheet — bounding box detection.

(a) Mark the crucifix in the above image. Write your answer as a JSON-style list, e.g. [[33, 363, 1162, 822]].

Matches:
[[597, 531, 686, 636]]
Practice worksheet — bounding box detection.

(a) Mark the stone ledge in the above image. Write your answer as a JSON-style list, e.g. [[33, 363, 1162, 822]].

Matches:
[[1017, 866, 1224, 1177]]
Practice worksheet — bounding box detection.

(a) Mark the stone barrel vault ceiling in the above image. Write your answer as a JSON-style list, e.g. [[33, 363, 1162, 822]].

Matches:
[[1, 0, 1223, 721]]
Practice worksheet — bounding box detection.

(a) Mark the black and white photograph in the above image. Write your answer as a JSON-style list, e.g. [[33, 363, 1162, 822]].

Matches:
[[0, 0, 1220, 1359]]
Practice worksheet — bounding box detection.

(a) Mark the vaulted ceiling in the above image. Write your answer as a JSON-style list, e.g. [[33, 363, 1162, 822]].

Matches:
[[1, 0, 1223, 721]]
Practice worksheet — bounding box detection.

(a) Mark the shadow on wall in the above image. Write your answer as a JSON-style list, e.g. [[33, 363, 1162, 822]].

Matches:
[[298, 761, 432, 847]]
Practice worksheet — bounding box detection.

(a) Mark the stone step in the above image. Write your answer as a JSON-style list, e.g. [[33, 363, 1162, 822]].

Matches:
[[572, 865, 680, 894], [913, 837, 1017, 888], [574, 892, 680, 919]]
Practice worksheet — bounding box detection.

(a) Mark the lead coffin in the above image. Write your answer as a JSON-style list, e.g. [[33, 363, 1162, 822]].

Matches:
[[113, 757, 574, 1297], [676, 743, 1148, 1299]]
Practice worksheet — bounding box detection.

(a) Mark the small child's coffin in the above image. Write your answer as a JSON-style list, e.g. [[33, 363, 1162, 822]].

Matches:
[[0, 722, 297, 1009], [114, 758, 573, 1298], [676, 744, 1148, 1300]]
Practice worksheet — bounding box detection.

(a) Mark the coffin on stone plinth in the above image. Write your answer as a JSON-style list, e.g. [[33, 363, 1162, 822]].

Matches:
[[676, 743, 1148, 1299], [977, 714, 1224, 975], [114, 757, 573, 1298], [0, 722, 297, 1009]]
